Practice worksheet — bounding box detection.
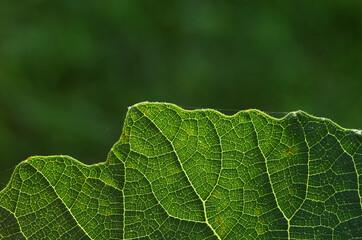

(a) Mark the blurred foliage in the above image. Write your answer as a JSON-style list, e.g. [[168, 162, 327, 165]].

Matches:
[[0, 1, 361, 188]]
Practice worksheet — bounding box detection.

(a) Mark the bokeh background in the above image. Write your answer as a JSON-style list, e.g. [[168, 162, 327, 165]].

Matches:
[[0, 1, 361, 189]]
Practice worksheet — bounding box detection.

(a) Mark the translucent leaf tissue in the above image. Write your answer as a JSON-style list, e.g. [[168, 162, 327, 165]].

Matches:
[[0, 102, 361, 239]]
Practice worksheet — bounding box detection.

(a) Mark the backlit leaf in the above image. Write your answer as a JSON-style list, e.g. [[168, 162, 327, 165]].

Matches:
[[1, 102, 361, 239]]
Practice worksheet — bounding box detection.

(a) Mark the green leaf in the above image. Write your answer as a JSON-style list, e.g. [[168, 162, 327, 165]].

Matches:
[[1, 102, 361, 239]]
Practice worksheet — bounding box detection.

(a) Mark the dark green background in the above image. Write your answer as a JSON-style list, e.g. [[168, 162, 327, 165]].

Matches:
[[0, 1, 361, 189]]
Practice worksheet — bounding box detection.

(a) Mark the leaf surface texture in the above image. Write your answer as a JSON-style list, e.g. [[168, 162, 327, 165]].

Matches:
[[1, 103, 361, 239]]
